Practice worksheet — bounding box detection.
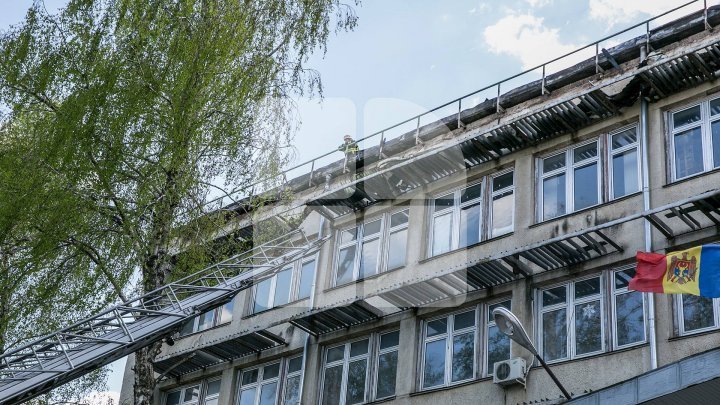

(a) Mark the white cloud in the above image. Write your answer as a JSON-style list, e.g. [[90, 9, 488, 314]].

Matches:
[[524, 0, 553, 7], [589, 0, 695, 25], [483, 14, 580, 70]]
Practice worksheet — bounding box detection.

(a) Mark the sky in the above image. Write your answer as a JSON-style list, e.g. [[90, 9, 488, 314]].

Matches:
[[0, 0, 713, 403]]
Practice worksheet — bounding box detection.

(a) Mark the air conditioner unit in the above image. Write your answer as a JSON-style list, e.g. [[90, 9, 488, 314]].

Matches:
[[493, 357, 526, 387]]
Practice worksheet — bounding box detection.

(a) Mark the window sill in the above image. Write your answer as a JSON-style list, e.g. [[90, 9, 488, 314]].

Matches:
[[664, 166, 720, 188], [242, 298, 310, 319], [411, 376, 493, 397], [420, 232, 515, 264], [530, 191, 642, 228], [669, 326, 720, 341], [324, 265, 406, 293], [365, 395, 396, 404], [537, 342, 648, 368]]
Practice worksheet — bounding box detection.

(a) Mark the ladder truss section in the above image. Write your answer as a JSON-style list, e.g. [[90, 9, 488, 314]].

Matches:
[[0, 229, 328, 405]]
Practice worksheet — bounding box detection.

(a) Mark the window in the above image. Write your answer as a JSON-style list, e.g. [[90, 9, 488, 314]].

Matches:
[[180, 299, 234, 336], [238, 356, 304, 405], [429, 171, 514, 257], [320, 331, 399, 405], [612, 268, 646, 348], [253, 257, 317, 314], [538, 126, 640, 221], [538, 271, 646, 363], [165, 378, 221, 405], [335, 209, 408, 286], [670, 98, 720, 180], [486, 301, 512, 375], [676, 294, 720, 335]]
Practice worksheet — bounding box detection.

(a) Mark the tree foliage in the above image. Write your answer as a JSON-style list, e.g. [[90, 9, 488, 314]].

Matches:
[[0, 0, 357, 403]]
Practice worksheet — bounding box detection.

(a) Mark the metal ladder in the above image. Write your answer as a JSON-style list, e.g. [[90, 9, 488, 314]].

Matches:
[[0, 229, 327, 405]]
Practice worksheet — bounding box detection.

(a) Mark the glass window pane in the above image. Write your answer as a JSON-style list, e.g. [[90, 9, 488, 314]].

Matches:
[[431, 212, 452, 256], [542, 309, 567, 361], [197, 310, 215, 331], [242, 369, 259, 385], [682, 295, 715, 332], [575, 300, 602, 355], [358, 238, 379, 279], [674, 127, 704, 179], [206, 380, 221, 397], [218, 300, 233, 324], [326, 346, 345, 363], [336, 245, 356, 285], [239, 388, 257, 405], [298, 260, 315, 300], [380, 331, 400, 349], [254, 279, 272, 313], [363, 219, 382, 236], [543, 153, 566, 173], [543, 173, 566, 220], [612, 149, 639, 198], [459, 203, 481, 248], [673, 105, 702, 128], [575, 277, 601, 299], [493, 172, 513, 191], [427, 318, 448, 337], [180, 317, 196, 336], [434, 193, 454, 212], [423, 339, 446, 388], [390, 210, 409, 227], [340, 227, 358, 244], [346, 359, 367, 405], [712, 120, 720, 168], [574, 143, 598, 163], [451, 332, 475, 382], [573, 163, 598, 211], [259, 382, 278, 405], [376, 351, 398, 398], [487, 324, 511, 375], [491, 191, 514, 237], [322, 365, 343, 405], [710, 98, 720, 116], [288, 356, 303, 373], [284, 375, 301, 405], [488, 301, 511, 323], [204, 396, 218, 405], [387, 229, 407, 270], [615, 291, 645, 346], [263, 363, 280, 379], [454, 310, 476, 330], [615, 269, 636, 290], [350, 339, 369, 357], [460, 184, 482, 203], [542, 286, 567, 306], [166, 391, 181, 405], [611, 128, 637, 149], [184, 386, 200, 402], [273, 268, 293, 307]]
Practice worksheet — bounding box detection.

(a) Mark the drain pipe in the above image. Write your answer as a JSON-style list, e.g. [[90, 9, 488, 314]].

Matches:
[[640, 88, 658, 370], [298, 174, 331, 402]]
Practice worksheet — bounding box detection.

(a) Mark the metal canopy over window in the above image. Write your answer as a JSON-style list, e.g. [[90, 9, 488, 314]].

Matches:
[[289, 301, 384, 336]]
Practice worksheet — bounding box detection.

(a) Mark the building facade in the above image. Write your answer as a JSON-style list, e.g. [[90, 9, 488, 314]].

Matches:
[[120, 6, 720, 405]]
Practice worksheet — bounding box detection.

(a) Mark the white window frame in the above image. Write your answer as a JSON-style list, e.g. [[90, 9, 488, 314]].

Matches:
[[319, 332, 400, 405], [610, 267, 647, 349], [484, 299, 512, 376], [537, 275, 606, 363], [539, 140, 601, 221], [164, 378, 221, 405], [675, 294, 720, 336], [429, 182, 483, 256], [252, 255, 318, 314], [334, 208, 409, 286], [180, 299, 233, 336], [489, 170, 515, 238], [237, 358, 300, 405], [282, 355, 304, 405], [669, 97, 720, 181], [608, 125, 641, 200]]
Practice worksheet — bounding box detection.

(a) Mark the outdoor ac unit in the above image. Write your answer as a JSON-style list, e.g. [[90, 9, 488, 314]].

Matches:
[[493, 357, 526, 387]]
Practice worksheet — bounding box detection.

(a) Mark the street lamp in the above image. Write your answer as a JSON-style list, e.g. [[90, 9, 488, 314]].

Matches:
[[492, 307, 572, 400]]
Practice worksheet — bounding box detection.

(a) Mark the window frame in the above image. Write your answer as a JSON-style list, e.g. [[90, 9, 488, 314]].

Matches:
[[608, 125, 641, 200], [489, 170, 515, 239], [164, 378, 222, 405], [237, 356, 304, 405], [669, 97, 720, 181], [674, 294, 720, 336], [319, 331, 400, 405], [334, 208, 409, 287], [180, 299, 234, 336], [251, 255, 318, 314], [610, 267, 647, 349], [484, 299, 512, 376]]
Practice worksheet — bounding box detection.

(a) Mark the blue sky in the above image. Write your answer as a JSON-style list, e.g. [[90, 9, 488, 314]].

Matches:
[[0, 0, 711, 402]]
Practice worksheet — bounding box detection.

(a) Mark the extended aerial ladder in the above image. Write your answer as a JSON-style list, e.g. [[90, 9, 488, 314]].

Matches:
[[0, 229, 328, 405]]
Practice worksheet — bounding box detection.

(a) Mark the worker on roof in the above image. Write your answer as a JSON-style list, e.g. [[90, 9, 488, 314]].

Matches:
[[338, 134, 359, 156]]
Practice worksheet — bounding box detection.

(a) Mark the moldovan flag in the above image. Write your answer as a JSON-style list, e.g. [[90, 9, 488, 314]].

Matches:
[[630, 245, 720, 297]]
